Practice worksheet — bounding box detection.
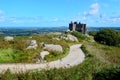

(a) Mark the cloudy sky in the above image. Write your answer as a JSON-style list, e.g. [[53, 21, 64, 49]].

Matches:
[[0, 0, 120, 27]]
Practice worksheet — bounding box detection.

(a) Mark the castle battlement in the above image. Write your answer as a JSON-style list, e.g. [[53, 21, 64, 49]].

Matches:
[[69, 21, 87, 34]]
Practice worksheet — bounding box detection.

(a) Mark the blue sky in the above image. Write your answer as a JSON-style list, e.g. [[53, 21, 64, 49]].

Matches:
[[0, 0, 120, 27]]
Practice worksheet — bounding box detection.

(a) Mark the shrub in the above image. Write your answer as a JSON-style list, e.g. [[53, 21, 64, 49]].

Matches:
[[94, 28, 120, 46], [93, 66, 120, 80], [88, 31, 96, 36], [71, 31, 87, 40]]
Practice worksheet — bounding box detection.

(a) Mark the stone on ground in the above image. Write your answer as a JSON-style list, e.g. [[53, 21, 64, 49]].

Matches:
[[26, 40, 38, 49], [44, 44, 63, 52], [66, 34, 78, 42], [40, 51, 50, 59], [4, 36, 14, 41]]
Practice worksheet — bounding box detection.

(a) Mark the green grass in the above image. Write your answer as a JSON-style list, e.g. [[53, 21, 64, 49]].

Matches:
[[1, 52, 119, 80], [0, 48, 38, 63], [0, 34, 120, 80], [0, 34, 77, 63], [0, 41, 120, 80], [0, 48, 29, 63], [84, 41, 120, 64], [44, 48, 69, 62], [0, 48, 16, 62]]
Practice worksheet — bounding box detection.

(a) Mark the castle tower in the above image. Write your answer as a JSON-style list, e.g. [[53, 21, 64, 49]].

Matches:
[[69, 21, 87, 34], [69, 21, 77, 31]]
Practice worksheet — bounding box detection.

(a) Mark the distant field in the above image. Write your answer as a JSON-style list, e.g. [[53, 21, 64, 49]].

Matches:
[[0, 27, 120, 36], [0, 27, 68, 36]]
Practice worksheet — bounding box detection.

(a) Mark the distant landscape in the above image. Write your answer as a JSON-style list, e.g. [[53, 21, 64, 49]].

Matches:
[[0, 26, 120, 36], [0, 26, 67, 36]]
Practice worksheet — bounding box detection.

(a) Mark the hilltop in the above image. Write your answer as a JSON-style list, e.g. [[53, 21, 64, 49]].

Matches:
[[0, 29, 120, 80]]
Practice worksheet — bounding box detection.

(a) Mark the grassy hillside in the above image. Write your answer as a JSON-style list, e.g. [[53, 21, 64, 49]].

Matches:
[[0, 34, 76, 63], [0, 32, 120, 80], [84, 42, 120, 64], [0, 41, 120, 80]]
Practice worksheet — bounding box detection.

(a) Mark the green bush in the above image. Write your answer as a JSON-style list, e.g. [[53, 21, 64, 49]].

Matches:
[[88, 31, 96, 36], [93, 66, 120, 80], [71, 31, 87, 40], [94, 28, 120, 46]]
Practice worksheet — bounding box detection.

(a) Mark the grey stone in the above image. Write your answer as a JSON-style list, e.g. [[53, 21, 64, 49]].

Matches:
[[4, 36, 14, 41], [53, 38, 60, 41], [40, 51, 50, 59], [26, 40, 38, 49], [66, 34, 78, 42], [44, 44, 63, 52]]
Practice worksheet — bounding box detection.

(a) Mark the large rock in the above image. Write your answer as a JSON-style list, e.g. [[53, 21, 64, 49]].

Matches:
[[26, 40, 38, 49], [44, 44, 63, 52], [53, 38, 60, 41], [4, 36, 14, 41], [40, 51, 50, 59], [66, 34, 78, 42]]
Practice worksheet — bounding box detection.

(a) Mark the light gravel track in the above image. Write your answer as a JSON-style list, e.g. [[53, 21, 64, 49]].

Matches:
[[0, 44, 85, 73]]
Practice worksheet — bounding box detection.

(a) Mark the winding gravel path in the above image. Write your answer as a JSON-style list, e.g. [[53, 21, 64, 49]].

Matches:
[[0, 44, 85, 73]]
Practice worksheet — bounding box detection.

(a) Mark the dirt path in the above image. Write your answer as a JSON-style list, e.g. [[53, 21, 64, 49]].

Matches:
[[0, 44, 85, 73]]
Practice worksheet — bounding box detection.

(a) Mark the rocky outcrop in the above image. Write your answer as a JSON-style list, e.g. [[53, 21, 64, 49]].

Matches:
[[40, 51, 50, 59], [36, 51, 50, 63], [44, 44, 63, 52], [66, 34, 78, 42], [4, 36, 14, 41], [26, 40, 38, 49], [53, 38, 60, 41]]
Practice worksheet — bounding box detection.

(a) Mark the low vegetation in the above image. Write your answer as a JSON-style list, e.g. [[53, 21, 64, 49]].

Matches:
[[71, 31, 87, 40], [0, 34, 76, 63], [0, 30, 120, 80], [94, 28, 120, 46], [88, 31, 96, 36], [44, 48, 69, 62], [84, 42, 120, 64], [0, 41, 120, 80]]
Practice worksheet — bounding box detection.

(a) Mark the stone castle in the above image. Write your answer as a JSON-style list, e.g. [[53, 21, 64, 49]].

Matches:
[[69, 21, 87, 34]]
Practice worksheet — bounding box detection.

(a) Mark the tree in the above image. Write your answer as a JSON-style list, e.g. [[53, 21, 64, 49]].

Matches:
[[94, 28, 120, 46], [88, 31, 96, 36]]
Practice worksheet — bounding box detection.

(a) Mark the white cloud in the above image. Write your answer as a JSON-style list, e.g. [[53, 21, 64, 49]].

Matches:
[[0, 10, 4, 14], [0, 16, 5, 22], [77, 12, 81, 16], [99, 13, 106, 18], [73, 2, 120, 26], [53, 18, 59, 22], [102, 3, 109, 7], [89, 3, 99, 15], [107, 17, 120, 22], [91, 3, 99, 9], [82, 3, 100, 18]]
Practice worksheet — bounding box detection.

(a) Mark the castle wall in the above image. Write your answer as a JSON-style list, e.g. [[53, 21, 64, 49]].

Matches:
[[69, 21, 87, 34], [73, 24, 76, 31]]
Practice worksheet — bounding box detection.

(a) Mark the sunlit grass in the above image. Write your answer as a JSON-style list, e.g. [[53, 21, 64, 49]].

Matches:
[[0, 33, 120, 80], [0, 34, 78, 63], [44, 48, 69, 62], [84, 41, 120, 64]]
